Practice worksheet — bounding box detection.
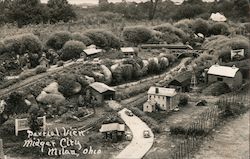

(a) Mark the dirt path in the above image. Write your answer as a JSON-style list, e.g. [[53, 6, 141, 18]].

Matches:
[[194, 111, 250, 159]]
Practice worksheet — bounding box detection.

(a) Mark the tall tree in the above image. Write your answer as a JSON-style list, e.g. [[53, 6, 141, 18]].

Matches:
[[47, 0, 76, 23], [5, 0, 45, 27], [148, 0, 160, 20]]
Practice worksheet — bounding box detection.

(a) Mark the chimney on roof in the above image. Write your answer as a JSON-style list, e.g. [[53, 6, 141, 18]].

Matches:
[[155, 87, 159, 94]]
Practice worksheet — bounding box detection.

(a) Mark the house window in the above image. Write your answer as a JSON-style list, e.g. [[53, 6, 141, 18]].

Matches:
[[217, 77, 223, 81]]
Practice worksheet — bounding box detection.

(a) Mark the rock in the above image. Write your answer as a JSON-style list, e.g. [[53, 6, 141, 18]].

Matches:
[[93, 72, 105, 81], [24, 99, 31, 106], [85, 76, 95, 84], [72, 82, 82, 94], [43, 82, 60, 94], [111, 64, 119, 72], [101, 65, 112, 84], [142, 60, 149, 67], [36, 91, 65, 105]]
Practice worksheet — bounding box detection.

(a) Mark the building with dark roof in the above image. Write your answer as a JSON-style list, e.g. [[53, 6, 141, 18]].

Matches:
[[89, 82, 116, 104], [168, 71, 192, 92]]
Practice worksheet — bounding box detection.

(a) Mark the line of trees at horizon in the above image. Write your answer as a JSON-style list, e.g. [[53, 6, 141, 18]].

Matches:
[[0, 0, 76, 27], [98, 0, 249, 22]]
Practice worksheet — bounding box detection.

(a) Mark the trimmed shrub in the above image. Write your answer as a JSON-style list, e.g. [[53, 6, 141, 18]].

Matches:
[[122, 26, 153, 45], [209, 22, 230, 36], [5, 92, 29, 115], [84, 29, 120, 49], [46, 31, 72, 50], [57, 74, 84, 96], [153, 23, 188, 43], [3, 34, 42, 55], [34, 65, 47, 74], [178, 94, 189, 107], [148, 59, 160, 74], [71, 33, 93, 46], [61, 40, 86, 61], [192, 18, 210, 36]]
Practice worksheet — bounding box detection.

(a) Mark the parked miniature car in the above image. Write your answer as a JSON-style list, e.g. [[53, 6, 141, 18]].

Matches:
[[174, 107, 180, 112], [143, 130, 150, 138], [125, 110, 133, 116]]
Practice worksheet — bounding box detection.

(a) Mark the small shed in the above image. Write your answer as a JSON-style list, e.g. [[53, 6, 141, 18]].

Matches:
[[168, 71, 192, 92], [89, 82, 116, 104], [121, 47, 137, 58], [207, 65, 243, 89], [99, 123, 125, 142], [83, 48, 103, 59]]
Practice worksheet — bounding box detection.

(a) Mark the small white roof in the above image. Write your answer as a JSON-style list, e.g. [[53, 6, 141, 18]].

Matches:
[[83, 48, 102, 56], [121, 47, 135, 53], [148, 87, 177, 97], [99, 123, 125, 132], [90, 82, 115, 93], [210, 12, 227, 22], [208, 65, 239, 78]]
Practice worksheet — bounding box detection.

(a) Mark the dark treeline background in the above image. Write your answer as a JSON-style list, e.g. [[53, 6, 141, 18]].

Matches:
[[0, 0, 249, 28]]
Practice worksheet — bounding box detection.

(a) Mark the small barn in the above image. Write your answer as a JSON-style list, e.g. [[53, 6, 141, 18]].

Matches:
[[83, 48, 103, 59], [89, 82, 116, 104], [168, 71, 192, 92], [99, 123, 125, 142], [121, 47, 137, 58], [207, 65, 243, 89]]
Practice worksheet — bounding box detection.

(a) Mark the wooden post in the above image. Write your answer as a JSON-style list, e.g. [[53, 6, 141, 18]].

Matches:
[[15, 119, 18, 136], [0, 139, 4, 159]]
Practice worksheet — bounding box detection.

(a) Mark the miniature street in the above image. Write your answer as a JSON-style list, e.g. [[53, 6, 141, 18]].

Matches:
[[115, 108, 154, 159]]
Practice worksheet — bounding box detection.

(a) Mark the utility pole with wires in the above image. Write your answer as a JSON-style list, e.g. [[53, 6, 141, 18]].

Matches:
[[190, 68, 198, 92]]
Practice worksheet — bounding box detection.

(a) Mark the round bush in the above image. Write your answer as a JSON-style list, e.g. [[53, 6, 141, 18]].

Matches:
[[209, 22, 230, 35], [192, 18, 210, 36], [122, 26, 153, 45], [3, 34, 42, 55], [71, 33, 93, 46], [153, 23, 187, 39], [57, 74, 82, 96], [84, 29, 120, 49], [46, 31, 72, 50], [61, 40, 86, 61]]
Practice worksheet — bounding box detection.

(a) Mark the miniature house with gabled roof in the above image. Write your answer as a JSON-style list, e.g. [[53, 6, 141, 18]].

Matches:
[[168, 71, 192, 92], [39, 54, 50, 68], [83, 48, 103, 59], [143, 87, 179, 112], [207, 64, 243, 89], [89, 82, 116, 104]]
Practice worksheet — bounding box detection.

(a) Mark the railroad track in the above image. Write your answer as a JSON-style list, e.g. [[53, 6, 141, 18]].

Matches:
[[0, 61, 82, 98]]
